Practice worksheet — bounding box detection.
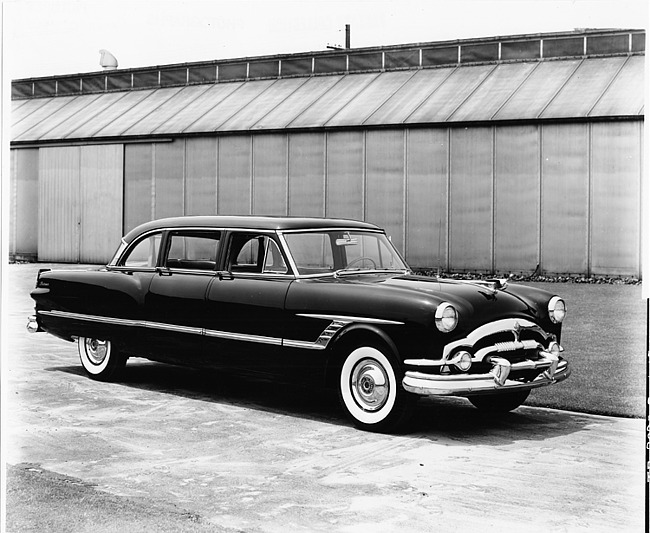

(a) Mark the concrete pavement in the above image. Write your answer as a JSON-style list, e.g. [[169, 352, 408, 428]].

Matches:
[[3, 263, 647, 532]]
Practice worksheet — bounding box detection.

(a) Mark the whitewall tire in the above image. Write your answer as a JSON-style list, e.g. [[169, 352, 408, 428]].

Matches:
[[339, 345, 413, 432], [78, 337, 127, 381]]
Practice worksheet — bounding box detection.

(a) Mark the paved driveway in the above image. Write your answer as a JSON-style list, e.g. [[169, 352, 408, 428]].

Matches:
[[4, 264, 647, 532]]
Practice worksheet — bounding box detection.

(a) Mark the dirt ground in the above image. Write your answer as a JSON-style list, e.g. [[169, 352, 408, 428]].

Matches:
[[3, 263, 648, 532]]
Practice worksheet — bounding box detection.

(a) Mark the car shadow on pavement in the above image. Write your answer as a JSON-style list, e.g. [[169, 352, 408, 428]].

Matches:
[[48, 361, 593, 443]]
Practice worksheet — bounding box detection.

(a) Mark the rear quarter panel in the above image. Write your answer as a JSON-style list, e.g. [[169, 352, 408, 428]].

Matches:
[[32, 268, 153, 348]]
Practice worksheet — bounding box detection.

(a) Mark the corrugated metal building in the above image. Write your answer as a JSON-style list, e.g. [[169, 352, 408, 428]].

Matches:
[[9, 29, 645, 276]]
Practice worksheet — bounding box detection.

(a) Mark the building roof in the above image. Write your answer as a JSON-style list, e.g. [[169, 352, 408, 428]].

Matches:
[[10, 29, 645, 145]]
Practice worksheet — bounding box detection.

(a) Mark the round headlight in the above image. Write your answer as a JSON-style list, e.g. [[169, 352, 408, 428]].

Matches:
[[435, 302, 458, 333], [548, 296, 566, 324]]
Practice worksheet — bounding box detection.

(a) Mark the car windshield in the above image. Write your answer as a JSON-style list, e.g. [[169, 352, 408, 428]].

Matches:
[[283, 230, 408, 276]]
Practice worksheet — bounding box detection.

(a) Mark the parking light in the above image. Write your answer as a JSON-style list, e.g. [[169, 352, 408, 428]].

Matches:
[[454, 351, 472, 372]]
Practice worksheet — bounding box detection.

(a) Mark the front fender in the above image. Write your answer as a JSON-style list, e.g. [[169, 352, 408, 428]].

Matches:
[[334, 322, 400, 356], [324, 322, 402, 388]]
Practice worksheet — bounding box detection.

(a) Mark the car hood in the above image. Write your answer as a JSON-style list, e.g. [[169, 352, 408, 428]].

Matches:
[[296, 273, 555, 335], [384, 274, 539, 315]]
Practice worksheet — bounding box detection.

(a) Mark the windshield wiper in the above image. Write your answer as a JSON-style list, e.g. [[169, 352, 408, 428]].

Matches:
[[333, 268, 409, 278]]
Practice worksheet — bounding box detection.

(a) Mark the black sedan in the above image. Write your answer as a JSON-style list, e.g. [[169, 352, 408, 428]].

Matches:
[[28, 216, 569, 432]]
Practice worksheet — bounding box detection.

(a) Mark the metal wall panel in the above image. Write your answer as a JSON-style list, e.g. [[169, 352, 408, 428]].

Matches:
[[38, 147, 80, 261], [494, 126, 540, 273], [185, 137, 218, 215], [124, 143, 153, 232], [79, 145, 124, 263], [590, 121, 641, 275], [288, 133, 325, 216], [365, 130, 405, 250], [405, 129, 448, 269], [449, 128, 493, 271], [541, 123, 589, 273], [38, 145, 123, 262], [252, 134, 288, 215], [154, 140, 185, 219], [217, 136, 251, 215], [10, 148, 39, 257], [325, 131, 364, 220]]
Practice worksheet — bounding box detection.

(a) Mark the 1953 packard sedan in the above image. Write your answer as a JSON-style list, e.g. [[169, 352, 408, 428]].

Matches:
[[28, 216, 569, 432]]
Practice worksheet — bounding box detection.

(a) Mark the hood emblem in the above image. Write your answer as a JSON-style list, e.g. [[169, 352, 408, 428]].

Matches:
[[512, 321, 521, 342]]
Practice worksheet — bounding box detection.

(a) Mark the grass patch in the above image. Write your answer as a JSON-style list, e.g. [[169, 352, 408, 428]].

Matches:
[[522, 282, 646, 417], [6, 464, 224, 533]]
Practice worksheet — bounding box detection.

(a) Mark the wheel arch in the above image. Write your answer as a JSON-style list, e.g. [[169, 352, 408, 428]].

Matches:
[[324, 323, 400, 388]]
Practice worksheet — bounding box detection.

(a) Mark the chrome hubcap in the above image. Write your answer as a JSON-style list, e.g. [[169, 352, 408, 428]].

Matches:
[[350, 358, 389, 412], [85, 338, 108, 365]]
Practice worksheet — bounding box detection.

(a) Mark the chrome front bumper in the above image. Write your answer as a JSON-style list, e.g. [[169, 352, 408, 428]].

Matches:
[[402, 352, 571, 396]]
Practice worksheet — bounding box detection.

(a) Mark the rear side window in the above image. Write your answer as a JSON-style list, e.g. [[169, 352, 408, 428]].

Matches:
[[165, 231, 221, 271], [120, 233, 161, 268], [229, 233, 288, 274]]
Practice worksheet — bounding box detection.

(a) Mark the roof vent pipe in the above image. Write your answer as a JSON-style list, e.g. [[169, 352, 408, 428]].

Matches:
[[346, 24, 350, 48], [99, 49, 118, 70]]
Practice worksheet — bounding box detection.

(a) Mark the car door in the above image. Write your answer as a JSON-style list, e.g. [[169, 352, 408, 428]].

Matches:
[[144, 230, 221, 365], [204, 231, 293, 374]]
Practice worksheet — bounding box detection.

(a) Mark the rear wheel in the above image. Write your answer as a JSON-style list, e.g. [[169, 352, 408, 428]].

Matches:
[[339, 345, 414, 432], [78, 337, 127, 381], [468, 390, 530, 413]]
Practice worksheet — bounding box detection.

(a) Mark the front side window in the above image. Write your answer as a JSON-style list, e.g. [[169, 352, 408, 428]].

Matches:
[[120, 233, 162, 268], [283, 230, 408, 276]]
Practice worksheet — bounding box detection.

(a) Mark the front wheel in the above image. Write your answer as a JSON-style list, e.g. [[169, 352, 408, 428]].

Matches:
[[339, 345, 414, 432], [468, 390, 530, 413], [78, 337, 127, 381]]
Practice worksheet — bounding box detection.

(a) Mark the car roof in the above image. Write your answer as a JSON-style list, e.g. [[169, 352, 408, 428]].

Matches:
[[123, 215, 381, 243]]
